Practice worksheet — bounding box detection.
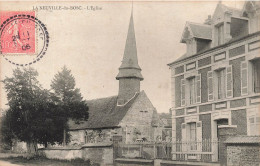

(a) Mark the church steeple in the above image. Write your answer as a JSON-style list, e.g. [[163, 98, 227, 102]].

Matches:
[[116, 9, 143, 80], [116, 8, 143, 105]]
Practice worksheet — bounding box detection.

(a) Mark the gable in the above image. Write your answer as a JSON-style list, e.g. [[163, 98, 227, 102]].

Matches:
[[212, 4, 226, 21], [119, 91, 157, 127], [242, 1, 260, 17], [181, 22, 212, 43], [213, 3, 243, 22]]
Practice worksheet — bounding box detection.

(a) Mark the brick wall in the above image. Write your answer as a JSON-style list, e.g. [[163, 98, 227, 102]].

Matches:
[[231, 109, 247, 135], [199, 114, 211, 140], [175, 109, 185, 116], [229, 45, 245, 58], [198, 67, 211, 103], [175, 65, 184, 75], [227, 144, 260, 166], [229, 56, 245, 98], [176, 117, 184, 141], [198, 56, 211, 68], [199, 104, 212, 113], [175, 75, 184, 107], [230, 98, 246, 108]]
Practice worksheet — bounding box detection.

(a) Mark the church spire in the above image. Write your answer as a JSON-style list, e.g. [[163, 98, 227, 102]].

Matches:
[[116, 8, 143, 80], [116, 7, 143, 105]]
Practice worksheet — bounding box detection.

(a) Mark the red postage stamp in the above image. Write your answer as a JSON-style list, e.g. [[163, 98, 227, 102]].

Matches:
[[0, 11, 35, 54]]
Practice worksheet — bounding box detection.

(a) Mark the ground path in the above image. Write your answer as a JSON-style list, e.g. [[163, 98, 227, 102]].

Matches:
[[0, 160, 23, 166]]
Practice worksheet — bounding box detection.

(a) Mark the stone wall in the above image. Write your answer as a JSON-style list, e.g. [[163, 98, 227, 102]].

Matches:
[[82, 146, 113, 165], [119, 91, 157, 143], [40, 149, 82, 160], [39, 143, 113, 165], [227, 144, 260, 166], [69, 128, 122, 145]]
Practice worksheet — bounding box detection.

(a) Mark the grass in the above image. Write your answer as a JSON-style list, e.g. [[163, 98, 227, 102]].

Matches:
[[0, 156, 100, 166]]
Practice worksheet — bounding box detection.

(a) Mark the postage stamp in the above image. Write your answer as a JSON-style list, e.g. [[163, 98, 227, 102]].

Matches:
[[0, 11, 35, 54], [0, 11, 49, 66]]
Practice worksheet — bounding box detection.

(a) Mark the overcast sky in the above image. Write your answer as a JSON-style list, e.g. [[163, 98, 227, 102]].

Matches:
[[0, 1, 244, 113]]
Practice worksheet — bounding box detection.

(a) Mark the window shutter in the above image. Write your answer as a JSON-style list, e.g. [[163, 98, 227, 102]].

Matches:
[[241, 61, 248, 96], [226, 66, 233, 98], [196, 74, 201, 103], [196, 122, 202, 153], [181, 123, 186, 152], [208, 71, 213, 101], [181, 79, 185, 106]]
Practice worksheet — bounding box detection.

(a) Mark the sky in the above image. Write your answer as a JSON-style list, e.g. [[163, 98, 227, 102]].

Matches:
[[0, 1, 245, 113]]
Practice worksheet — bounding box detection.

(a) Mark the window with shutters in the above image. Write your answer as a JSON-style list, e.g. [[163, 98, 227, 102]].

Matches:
[[188, 122, 197, 150], [216, 68, 226, 99], [181, 79, 185, 106], [208, 71, 213, 101], [188, 77, 196, 105], [248, 116, 260, 136], [252, 59, 260, 93]]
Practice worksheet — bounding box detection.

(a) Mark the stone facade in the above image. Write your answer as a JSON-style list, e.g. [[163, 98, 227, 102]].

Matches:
[[69, 91, 162, 145], [227, 144, 260, 166]]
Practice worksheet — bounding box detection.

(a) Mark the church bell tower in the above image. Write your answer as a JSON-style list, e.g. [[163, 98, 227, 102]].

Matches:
[[116, 10, 143, 105]]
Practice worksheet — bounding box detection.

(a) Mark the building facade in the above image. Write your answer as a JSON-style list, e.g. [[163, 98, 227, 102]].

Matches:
[[168, 1, 260, 162]]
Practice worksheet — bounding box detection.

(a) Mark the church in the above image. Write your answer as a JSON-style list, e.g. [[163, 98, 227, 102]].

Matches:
[[68, 11, 163, 145]]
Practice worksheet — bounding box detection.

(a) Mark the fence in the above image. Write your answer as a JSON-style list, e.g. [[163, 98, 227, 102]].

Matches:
[[114, 141, 172, 160], [172, 139, 219, 162], [114, 139, 219, 163]]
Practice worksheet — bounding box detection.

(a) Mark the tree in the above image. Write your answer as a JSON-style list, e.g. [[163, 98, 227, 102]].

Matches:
[[1, 68, 64, 156], [0, 110, 14, 150], [51, 66, 89, 145]]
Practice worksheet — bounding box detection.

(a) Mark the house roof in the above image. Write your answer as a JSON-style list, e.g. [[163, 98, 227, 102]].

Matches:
[[225, 136, 260, 144], [188, 22, 212, 40], [168, 30, 260, 66], [69, 93, 140, 130], [181, 22, 212, 43]]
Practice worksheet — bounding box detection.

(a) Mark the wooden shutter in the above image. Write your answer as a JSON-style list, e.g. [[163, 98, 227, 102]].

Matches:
[[196, 122, 202, 153], [181, 123, 186, 152], [226, 66, 233, 98], [208, 71, 213, 101], [181, 79, 185, 106], [241, 61, 248, 96], [196, 74, 201, 103]]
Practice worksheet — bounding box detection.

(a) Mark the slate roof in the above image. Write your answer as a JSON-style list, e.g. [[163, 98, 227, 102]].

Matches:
[[225, 136, 260, 144], [181, 22, 212, 43], [188, 22, 212, 40], [116, 10, 143, 80], [69, 93, 139, 130]]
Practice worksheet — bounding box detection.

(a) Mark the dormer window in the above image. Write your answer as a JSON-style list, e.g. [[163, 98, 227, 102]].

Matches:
[[230, 18, 248, 39], [181, 22, 212, 56], [216, 23, 224, 45]]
